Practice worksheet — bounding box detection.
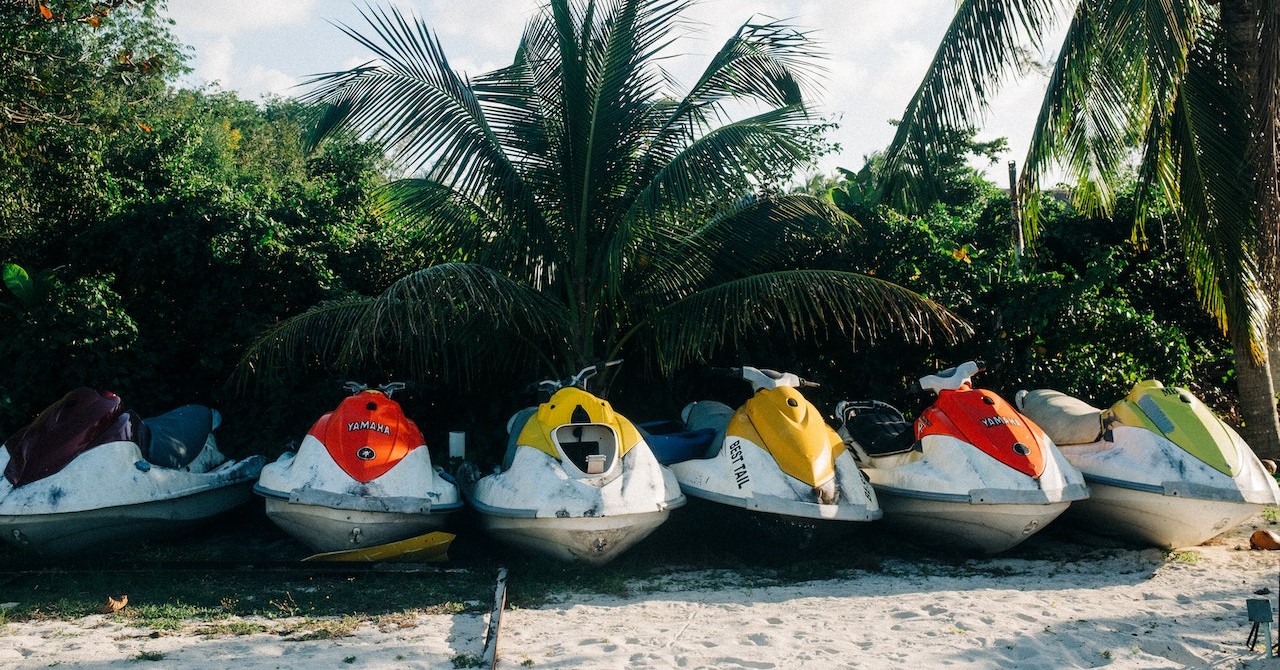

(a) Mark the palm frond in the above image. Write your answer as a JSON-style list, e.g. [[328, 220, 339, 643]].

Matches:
[[639, 17, 823, 193], [634, 270, 970, 373], [303, 5, 547, 244], [237, 264, 571, 386], [627, 104, 820, 224], [1167, 30, 1267, 358], [882, 0, 1059, 210], [628, 193, 854, 306], [1019, 0, 1203, 234], [233, 297, 376, 390]]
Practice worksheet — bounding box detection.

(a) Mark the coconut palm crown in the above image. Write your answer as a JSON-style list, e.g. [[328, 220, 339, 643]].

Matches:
[[239, 0, 965, 385]]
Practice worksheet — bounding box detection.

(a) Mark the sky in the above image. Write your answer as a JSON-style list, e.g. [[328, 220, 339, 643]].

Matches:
[[164, 0, 1059, 180]]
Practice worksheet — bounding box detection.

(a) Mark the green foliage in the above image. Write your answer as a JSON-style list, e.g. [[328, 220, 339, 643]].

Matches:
[[0, 4, 401, 446], [817, 147, 1233, 415], [0, 269, 143, 423]]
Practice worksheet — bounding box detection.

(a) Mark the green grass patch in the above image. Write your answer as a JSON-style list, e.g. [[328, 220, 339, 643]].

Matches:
[[195, 620, 269, 637], [130, 651, 165, 662], [1262, 506, 1279, 524]]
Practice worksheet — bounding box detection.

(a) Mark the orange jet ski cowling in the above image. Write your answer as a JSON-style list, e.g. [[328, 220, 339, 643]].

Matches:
[[916, 383, 1048, 479], [308, 390, 424, 484]]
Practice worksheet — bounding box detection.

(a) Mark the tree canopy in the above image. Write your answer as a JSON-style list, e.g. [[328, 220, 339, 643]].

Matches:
[[239, 0, 965, 388]]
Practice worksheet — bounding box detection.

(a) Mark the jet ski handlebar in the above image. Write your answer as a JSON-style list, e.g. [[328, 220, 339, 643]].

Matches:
[[535, 360, 624, 393], [341, 381, 407, 397]]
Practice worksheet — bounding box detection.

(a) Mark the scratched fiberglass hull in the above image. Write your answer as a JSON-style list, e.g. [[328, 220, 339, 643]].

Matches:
[[835, 362, 1088, 554], [649, 368, 881, 552], [255, 387, 461, 554], [1018, 381, 1280, 548], [461, 377, 685, 566], [0, 388, 262, 556]]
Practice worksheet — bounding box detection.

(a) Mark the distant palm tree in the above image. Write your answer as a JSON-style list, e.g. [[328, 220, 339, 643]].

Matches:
[[239, 0, 964, 387], [882, 0, 1280, 455]]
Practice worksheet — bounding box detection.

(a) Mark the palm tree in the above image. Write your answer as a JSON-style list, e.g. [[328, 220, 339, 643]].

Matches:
[[882, 0, 1280, 456], [238, 0, 964, 390]]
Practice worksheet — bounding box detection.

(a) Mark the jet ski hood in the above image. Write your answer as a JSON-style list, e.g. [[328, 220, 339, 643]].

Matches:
[[917, 385, 1048, 479], [516, 386, 642, 467], [737, 386, 846, 489], [1107, 380, 1242, 475], [309, 390, 424, 484]]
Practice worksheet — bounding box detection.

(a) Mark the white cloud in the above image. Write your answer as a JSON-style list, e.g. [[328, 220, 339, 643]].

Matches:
[[242, 65, 302, 99], [193, 35, 235, 89], [166, 0, 320, 37]]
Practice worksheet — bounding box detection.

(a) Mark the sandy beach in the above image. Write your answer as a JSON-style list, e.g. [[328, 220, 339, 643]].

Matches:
[[2, 514, 1279, 670]]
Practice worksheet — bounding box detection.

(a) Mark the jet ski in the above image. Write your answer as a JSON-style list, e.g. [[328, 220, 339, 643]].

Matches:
[[0, 387, 263, 556], [834, 361, 1088, 554], [1017, 380, 1280, 548], [646, 366, 881, 551], [255, 382, 462, 553], [457, 361, 684, 565]]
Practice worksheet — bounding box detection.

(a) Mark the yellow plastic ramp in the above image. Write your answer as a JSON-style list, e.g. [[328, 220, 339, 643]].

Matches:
[[301, 531, 455, 563]]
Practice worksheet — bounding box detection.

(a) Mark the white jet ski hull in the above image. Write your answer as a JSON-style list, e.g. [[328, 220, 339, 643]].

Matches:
[[1066, 479, 1266, 548], [1057, 426, 1280, 548], [852, 434, 1089, 554], [871, 487, 1072, 554], [0, 442, 262, 556], [258, 494, 454, 553], [474, 508, 672, 566], [255, 436, 463, 554], [464, 444, 684, 565], [2, 483, 256, 555]]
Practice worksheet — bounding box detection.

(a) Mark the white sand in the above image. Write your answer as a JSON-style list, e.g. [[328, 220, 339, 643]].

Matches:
[[3, 516, 1279, 670]]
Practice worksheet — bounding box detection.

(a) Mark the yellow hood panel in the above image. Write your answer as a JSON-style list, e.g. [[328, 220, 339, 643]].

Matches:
[[728, 387, 844, 487], [516, 387, 642, 461]]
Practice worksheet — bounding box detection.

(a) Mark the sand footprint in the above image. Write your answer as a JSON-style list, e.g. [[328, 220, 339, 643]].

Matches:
[[746, 633, 770, 646], [714, 656, 776, 669]]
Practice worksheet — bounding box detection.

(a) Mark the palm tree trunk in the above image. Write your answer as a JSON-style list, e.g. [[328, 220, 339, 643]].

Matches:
[[1221, 0, 1280, 458], [1236, 346, 1280, 458]]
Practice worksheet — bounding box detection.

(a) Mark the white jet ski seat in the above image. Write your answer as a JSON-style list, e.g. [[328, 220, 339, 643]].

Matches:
[[1016, 389, 1103, 446]]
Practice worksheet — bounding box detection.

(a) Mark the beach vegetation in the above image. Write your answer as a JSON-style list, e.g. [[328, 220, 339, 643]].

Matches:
[[129, 651, 165, 662], [286, 615, 361, 641], [1261, 506, 1279, 524], [451, 653, 485, 668], [1167, 550, 1201, 564]]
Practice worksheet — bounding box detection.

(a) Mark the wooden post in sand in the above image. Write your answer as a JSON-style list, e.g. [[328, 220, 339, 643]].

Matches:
[[481, 567, 509, 669]]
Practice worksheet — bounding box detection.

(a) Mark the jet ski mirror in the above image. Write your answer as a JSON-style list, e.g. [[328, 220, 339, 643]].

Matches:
[[378, 382, 406, 398]]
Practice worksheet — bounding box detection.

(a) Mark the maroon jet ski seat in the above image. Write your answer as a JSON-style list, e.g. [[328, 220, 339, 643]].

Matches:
[[3, 388, 141, 487]]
